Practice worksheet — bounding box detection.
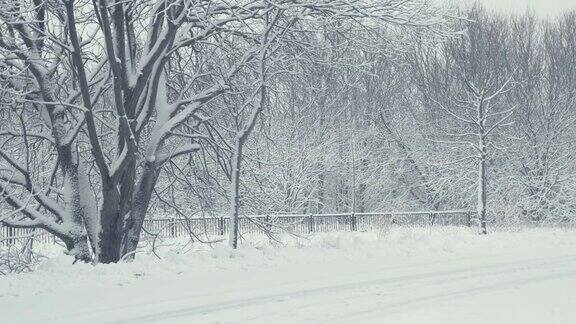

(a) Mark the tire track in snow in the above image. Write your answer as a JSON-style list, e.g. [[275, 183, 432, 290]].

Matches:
[[331, 269, 576, 323], [114, 254, 576, 324]]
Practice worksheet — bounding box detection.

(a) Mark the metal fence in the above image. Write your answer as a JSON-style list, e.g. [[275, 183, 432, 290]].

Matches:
[[1, 210, 474, 247]]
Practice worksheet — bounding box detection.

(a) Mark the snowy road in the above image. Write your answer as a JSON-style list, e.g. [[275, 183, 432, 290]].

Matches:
[[3, 229, 576, 323], [116, 255, 576, 324]]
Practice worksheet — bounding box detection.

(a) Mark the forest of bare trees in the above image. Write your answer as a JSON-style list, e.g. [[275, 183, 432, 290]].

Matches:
[[1, 0, 575, 264]]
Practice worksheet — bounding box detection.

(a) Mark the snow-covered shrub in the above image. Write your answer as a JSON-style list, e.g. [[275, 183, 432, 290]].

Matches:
[[0, 242, 46, 275]]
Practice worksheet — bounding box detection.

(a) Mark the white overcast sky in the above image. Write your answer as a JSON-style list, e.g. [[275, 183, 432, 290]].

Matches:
[[476, 0, 576, 15]]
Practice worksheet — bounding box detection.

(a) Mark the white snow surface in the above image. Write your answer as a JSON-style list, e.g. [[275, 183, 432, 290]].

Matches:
[[2, 227, 576, 323]]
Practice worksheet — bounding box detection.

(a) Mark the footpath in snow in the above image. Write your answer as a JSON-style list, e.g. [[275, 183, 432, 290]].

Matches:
[[1, 227, 576, 323]]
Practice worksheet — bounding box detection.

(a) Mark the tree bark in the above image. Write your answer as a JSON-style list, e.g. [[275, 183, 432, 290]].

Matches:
[[97, 188, 123, 263], [478, 153, 487, 234], [477, 95, 488, 235], [121, 162, 159, 260], [228, 141, 243, 249]]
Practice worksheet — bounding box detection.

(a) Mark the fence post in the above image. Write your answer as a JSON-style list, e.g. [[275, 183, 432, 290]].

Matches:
[[265, 215, 272, 233], [170, 218, 176, 237], [308, 214, 314, 233], [351, 212, 357, 231], [465, 211, 472, 227], [218, 216, 225, 236], [429, 213, 436, 226], [8, 226, 14, 245]]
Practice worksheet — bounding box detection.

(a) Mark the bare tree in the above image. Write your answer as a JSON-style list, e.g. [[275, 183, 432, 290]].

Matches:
[[414, 5, 517, 234]]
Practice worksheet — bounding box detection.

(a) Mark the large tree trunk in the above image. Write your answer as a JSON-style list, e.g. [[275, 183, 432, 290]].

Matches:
[[121, 162, 159, 260], [97, 157, 137, 263], [97, 188, 124, 263], [75, 160, 158, 264]]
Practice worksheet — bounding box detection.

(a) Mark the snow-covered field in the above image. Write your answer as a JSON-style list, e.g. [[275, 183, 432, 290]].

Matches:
[[2, 227, 576, 324]]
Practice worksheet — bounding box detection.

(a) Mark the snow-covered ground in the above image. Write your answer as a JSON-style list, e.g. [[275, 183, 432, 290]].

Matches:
[[2, 227, 576, 323]]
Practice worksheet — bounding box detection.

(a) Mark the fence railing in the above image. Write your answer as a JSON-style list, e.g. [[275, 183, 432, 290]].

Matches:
[[1, 210, 474, 247]]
